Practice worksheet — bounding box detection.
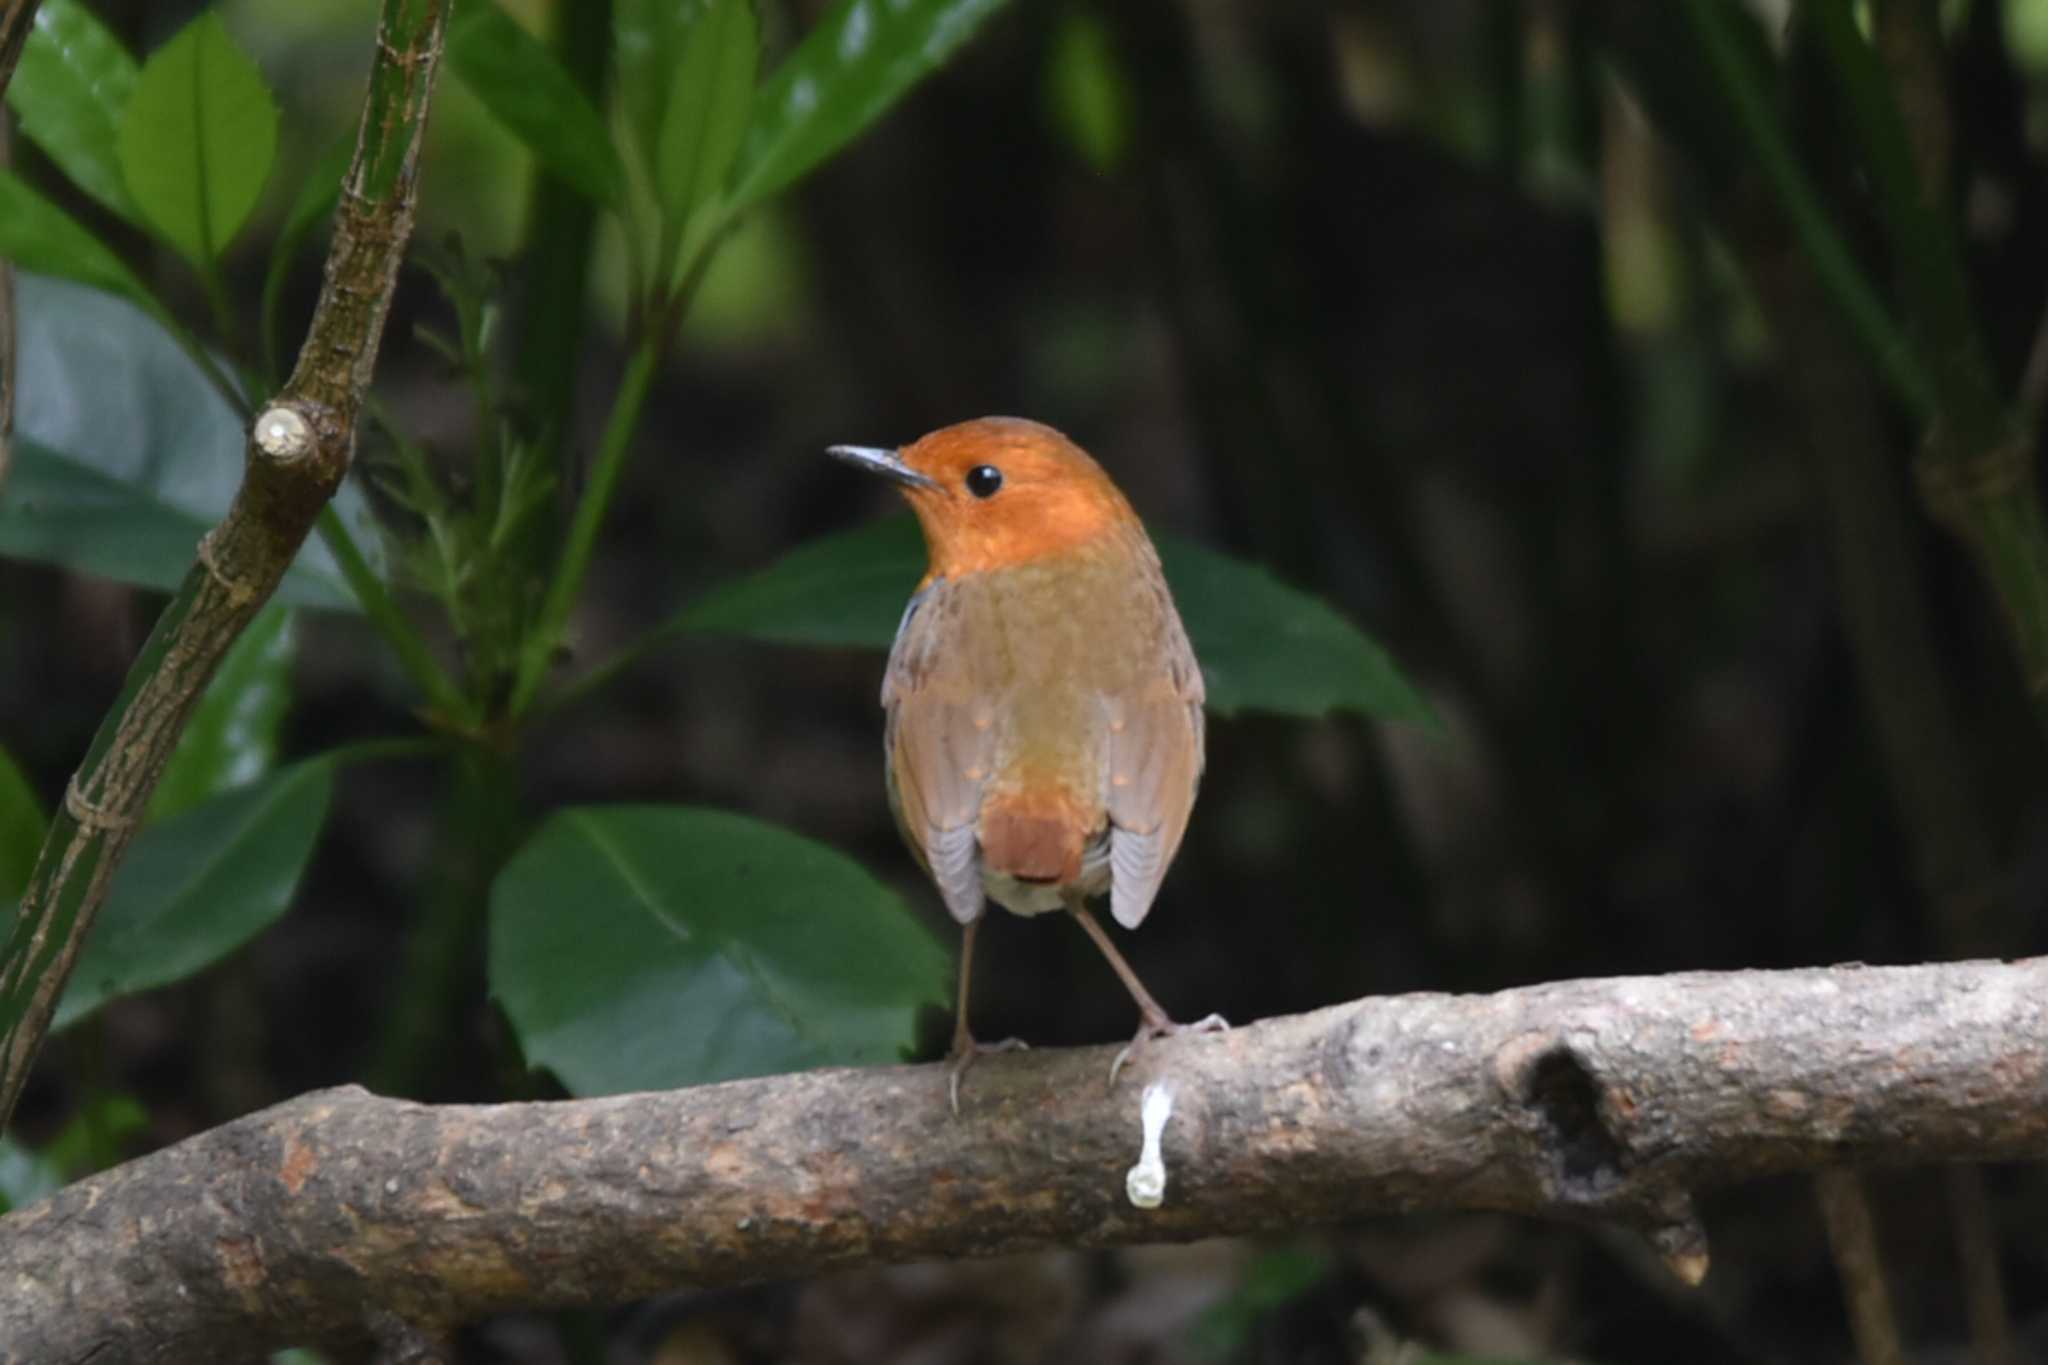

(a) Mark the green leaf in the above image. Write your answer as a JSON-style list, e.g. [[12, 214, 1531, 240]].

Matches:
[[672, 515, 1438, 725], [491, 806, 948, 1095], [52, 759, 334, 1032], [116, 11, 279, 265], [726, 0, 1010, 216], [150, 606, 296, 822], [0, 273, 383, 609], [448, 1, 625, 207], [0, 169, 151, 303], [653, 0, 757, 230], [6, 0, 141, 220], [1163, 535, 1437, 725], [0, 748, 47, 902], [673, 512, 916, 647]]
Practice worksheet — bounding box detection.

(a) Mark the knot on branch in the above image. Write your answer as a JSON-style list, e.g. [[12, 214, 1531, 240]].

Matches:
[[253, 403, 317, 464], [63, 774, 134, 832], [197, 528, 265, 608], [1493, 1032, 1628, 1202], [1491, 1031, 1710, 1284]]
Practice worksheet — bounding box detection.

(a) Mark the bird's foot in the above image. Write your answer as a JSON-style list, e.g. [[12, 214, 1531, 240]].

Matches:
[[1108, 1011, 1229, 1087], [947, 1034, 1029, 1115]]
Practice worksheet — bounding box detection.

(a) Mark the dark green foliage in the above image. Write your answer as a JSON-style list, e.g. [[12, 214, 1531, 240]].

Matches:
[[448, 2, 625, 207], [673, 513, 1438, 724], [51, 759, 334, 1032], [491, 806, 948, 1095]]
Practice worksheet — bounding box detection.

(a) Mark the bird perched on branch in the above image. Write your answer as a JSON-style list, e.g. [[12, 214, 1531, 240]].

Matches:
[[830, 417, 1224, 1111]]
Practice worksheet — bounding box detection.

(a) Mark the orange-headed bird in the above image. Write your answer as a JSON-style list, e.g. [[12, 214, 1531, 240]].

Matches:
[[830, 417, 1223, 1109]]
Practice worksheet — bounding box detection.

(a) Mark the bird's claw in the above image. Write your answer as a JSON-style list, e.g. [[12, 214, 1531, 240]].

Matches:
[[947, 1035, 1029, 1115], [1108, 1011, 1229, 1087]]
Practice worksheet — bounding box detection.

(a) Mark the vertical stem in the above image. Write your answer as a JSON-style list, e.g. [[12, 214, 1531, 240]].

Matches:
[[1945, 1165, 2021, 1365], [367, 742, 520, 1096], [1816, 1170, 1910, 1365], [508, 335, 663, 715], [316, 506, 468, 726], [0, 0, 452, 1129], [515, 0, 614, 447]]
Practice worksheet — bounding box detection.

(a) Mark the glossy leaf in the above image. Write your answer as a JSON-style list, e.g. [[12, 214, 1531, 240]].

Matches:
[[53, 759, 334, 1032], [150, 606, 296, 822], [448, 1, 624, 206], [726, 0, 1009, 216], [491, 805, 948, 1095], [671, 515, 1438, 724], [653, 0, 756, 228], [672, 512, 917, 648], [0, 170, 151, 303], [1163, 534, 1437, 725], [0, 273, 381, 609], [116, 12, 279, 265], [0, 748, 46, 902], [6, 0, 140, 220]]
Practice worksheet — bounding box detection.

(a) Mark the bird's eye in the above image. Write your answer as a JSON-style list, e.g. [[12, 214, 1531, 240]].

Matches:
[[965, 465, 1004, 499]]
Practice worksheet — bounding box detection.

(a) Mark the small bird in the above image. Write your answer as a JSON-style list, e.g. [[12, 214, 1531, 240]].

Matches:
[[829, 417, 1224, 1110]]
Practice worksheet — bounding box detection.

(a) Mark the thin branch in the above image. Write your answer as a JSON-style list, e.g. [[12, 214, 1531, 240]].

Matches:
[[1945, 1163, 2022, 1365], [0, 0, 452, 1129], [3, 958, 2045, 1362], [1816, 1170, 1909, 1365]]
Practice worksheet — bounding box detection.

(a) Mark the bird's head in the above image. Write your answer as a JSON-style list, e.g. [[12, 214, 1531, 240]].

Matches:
[[829, 417, 1140, 581]]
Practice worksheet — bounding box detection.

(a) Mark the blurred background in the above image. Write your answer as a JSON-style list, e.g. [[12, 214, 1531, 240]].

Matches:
[[5, 0, 2048, 1360]]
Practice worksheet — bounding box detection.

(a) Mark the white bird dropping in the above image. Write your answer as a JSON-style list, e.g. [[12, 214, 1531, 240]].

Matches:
[[1125, 1081, 1175, 1208]]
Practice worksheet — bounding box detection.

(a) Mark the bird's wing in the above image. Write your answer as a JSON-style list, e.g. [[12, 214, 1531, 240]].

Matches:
[[884, 581, 996, 924], [1106, 591, 1206, 929]]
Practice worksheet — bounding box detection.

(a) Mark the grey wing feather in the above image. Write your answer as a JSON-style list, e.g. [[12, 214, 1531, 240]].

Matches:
[[883, 579, 996, 925], [1107, 584, 1205, 929]]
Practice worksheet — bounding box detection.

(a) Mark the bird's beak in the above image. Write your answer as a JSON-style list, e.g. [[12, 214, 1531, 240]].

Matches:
[[827, 443, 939, 492]]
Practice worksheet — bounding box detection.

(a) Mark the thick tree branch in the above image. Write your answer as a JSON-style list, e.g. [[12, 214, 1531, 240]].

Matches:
[[3, 959, 2045, 1362]]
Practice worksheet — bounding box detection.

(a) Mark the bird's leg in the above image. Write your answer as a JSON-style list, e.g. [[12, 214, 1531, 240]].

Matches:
[[946, 916, 1027, 1114], [1066, 896, 1228, 1086]]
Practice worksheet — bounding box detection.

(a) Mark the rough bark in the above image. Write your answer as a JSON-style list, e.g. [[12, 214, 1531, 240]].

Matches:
[[3, 958, 2045, 1363]]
